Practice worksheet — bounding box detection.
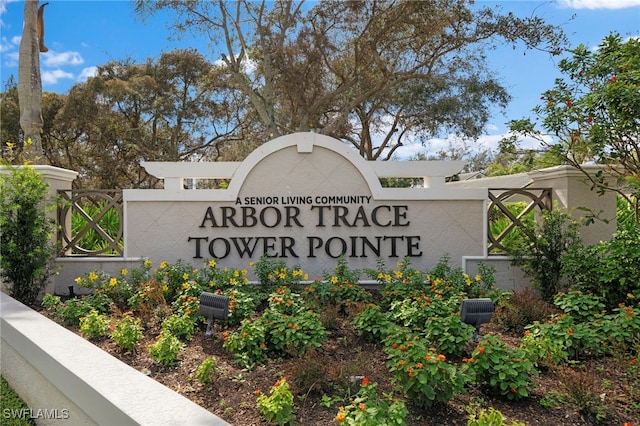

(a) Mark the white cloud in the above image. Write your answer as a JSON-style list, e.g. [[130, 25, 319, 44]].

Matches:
[[77, 66, 97, 82], [41, 69, 74, 85], [42, 50, 84, 67], [2, 50, 18, 67], [393, 132, 553, 161], [558, 0, 640, 9]]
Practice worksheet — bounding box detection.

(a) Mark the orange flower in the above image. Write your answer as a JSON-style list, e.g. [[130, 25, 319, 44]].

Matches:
[[415, 362, 423, 369], [425, 355, 433, 362], [437, 354, 446, 361], [253, 389, 262, 395], [335, 412, 346, 422], [630, 359, 637, 365], [358, 403, 366, 411], [361, 377, 369, 386], [477, 347, 485, 354]]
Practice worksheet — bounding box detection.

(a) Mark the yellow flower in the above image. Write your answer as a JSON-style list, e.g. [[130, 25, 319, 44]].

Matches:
[[74, 277, 82, 284], [329, 276, 338, 284], [183, 273, 189, 280], [208, 259, 217, 268], [475, 274, 482, 281], [144, 260, 153, 268], [233, 269, 239, 277], [182, 283, 190, 290], [394, 270, 403, 278], [88, 272, 98, 282], [109, 277, 118, 287], [120, 268, 128, 276], [303, 274, 309, 280], [241, 269, 248, 276], [249, 262, 255, 268], [160, 261, 168, 269]]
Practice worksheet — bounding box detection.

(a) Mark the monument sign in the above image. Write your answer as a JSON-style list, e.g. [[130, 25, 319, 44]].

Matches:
[[123, 133, 487, 279]]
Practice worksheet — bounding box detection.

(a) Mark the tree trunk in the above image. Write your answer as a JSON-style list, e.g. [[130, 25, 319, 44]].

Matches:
[[18, 0, 44, 162]]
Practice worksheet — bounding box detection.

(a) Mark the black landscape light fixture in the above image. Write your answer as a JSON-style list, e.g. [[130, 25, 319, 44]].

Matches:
[[460, 298, 494, 342], [199, 292, 230, 337]]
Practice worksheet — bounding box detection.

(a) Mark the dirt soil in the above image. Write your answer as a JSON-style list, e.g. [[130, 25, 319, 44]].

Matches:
[[50, 311, 639, 426]]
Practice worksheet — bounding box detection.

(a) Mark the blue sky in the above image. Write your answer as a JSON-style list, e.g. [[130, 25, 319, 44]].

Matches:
[[1, 0, 639, 157]]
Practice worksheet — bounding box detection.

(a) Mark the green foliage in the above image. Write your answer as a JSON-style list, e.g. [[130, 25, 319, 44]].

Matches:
[[553, 290, 605, 323], [256, 377, 295, 426], [79, 309, 110, 340], [334, 378, 407, 426], [506, 34, 640, 219], [58, 298, 92, 326], [424, 314, 475, 359], [562, 224, 640, 307], [153, 260, 198, 304], [161, 314, 196, 341], [222, 318, 268, 370], [352, 303, 395, 343], [70, 201, 122, 254], [488, 202, 535, 254], [41, 293, 61, 310], [465, 335, 538, 400], [222, 288, 257, 326], [110, 314, 143, 352], [466, 407, 525, 426], [0, 166, 57, 306], [253, 255, 307, 290], [0, 376, 36, 426], [519, 329, 568, 370], [194, 357, 217, 385], [149, 334, 184, 366], [385, 330, 469, 408], [509, 208, 581, 302], [223, 286, 327, 369]]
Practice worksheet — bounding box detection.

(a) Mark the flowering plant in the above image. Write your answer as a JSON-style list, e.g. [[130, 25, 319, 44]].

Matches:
[[385, 331, 469, 407], [464, 334, 537, 400], [335, 378, 407, 425]]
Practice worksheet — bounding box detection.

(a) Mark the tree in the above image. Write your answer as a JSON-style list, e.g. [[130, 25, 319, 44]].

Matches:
[[37, 50, 242, 188], [134, 0, 567, 160], [504, 33, 640, 220], [18, 0, 47, 162]]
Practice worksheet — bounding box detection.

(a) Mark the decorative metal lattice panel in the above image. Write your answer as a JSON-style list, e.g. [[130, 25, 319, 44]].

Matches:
[[487, 188, 552, 254], [57, 190, 123, 256]]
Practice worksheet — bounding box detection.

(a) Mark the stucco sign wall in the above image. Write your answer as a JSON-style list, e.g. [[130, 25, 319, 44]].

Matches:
[[124, 133, 487, 280]]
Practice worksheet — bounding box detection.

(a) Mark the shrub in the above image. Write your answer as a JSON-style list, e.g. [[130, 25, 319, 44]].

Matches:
[[352, 303, 394, 343], [424, 314, 475, 359], [0, 165, 57, 306], [553, 290, 605, 323], [256, 378, 295, 426], [385, 331, 469, 407], [562, 224, 640, 308], [465, 334, 538, 400], [334, 378, 407, 425], [149, 334, 184, 366], [58, 298, 92, 326], [161, 314, 196, 340], [509, 208, 581, 302], [222, 318, 269, 370], [493, 288, 558, 335], [111, 314, 143, 352], [79, 309, 110, 340]]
